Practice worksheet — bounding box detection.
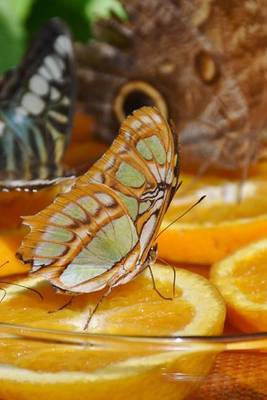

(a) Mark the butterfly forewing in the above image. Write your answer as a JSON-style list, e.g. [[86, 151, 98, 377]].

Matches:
[[0, 18, 75, 187], [17, 107, 179, 294]]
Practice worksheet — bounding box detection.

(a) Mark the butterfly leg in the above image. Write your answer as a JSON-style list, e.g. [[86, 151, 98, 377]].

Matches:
[[0, 287, 7, 303], [83, 286, 112, 331], [156, 257, 177, 299], [147, 264, 176, 300], [48, 296, 74, 314], [0, 260, 9, 270], [2, 280, 43, 300], [0, 261, 10, 303]]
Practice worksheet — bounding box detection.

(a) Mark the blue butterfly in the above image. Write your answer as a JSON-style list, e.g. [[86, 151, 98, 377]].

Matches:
[[0, 18, 76, 191]]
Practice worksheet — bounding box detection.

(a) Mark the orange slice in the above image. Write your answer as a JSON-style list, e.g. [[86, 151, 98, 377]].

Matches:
[[0, 264, 225, 400], [158, 175, 267, 265], [210, 239, 267, 332]]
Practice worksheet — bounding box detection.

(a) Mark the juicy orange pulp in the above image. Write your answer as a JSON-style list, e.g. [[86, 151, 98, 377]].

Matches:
[[0, 265, 225, 400]]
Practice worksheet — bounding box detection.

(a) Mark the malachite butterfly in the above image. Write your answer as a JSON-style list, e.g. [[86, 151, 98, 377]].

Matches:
[[0, 18, 76, 192], [17, 106, 179, 296]]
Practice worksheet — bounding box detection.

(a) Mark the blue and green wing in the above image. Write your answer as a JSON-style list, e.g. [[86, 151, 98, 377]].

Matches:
[[0, 18, 75, 186]]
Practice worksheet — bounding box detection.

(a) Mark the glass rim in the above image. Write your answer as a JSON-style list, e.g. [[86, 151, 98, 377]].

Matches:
[[0, 322, 266, 351]]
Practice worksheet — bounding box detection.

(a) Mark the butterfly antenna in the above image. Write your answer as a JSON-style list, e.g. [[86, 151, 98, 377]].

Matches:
[[83, 286, 112, 331], [48, 296, 74, 314], [156, 195, 206, 240], [0, 261, 43, 301], [0, 281, 44, 301]]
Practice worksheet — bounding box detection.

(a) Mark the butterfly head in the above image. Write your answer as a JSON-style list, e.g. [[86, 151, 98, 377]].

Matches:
[[146, 243, 158, 266]]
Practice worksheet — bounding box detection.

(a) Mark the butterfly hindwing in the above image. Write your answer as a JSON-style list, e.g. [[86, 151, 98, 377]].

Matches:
[[0, 18, 75, 186], [17, 107, 179, 294]]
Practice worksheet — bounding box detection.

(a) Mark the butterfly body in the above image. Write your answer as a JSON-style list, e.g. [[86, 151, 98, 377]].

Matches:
[[76, 0, 267, 172], [0, 18, 76, 190], [17, 107, 179, 295]]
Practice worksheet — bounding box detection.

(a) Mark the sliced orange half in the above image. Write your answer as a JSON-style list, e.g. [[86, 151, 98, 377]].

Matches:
[[210, 239, 267, 333], [0, 264, 225, 400], [158, 175, 267, 265]]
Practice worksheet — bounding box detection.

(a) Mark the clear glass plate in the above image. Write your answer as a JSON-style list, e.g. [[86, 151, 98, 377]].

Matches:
[[0, 323, 266, 400]]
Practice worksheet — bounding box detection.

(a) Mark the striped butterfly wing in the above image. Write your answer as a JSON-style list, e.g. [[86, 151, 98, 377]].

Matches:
[[17, 107, 179, 294], [0, 18, 75, 189]]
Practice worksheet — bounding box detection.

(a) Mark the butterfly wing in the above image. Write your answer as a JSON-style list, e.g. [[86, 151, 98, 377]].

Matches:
[[77, 0, 267, 171], [17, 107, 179, 294], [0, 18, 75, 187], [76, 0, 220, 143]]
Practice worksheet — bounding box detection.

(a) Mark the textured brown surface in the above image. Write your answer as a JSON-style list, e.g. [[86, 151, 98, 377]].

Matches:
[[76, 0, 267, 172], [189, 351, 267, 400]]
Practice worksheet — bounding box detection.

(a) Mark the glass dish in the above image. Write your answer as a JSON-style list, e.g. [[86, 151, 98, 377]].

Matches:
[[0, 323, 266, 400]]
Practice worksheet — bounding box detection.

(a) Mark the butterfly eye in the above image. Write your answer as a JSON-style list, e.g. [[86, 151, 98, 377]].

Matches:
[[114, 81, 168, 123], [195, 51, 220, 84]]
